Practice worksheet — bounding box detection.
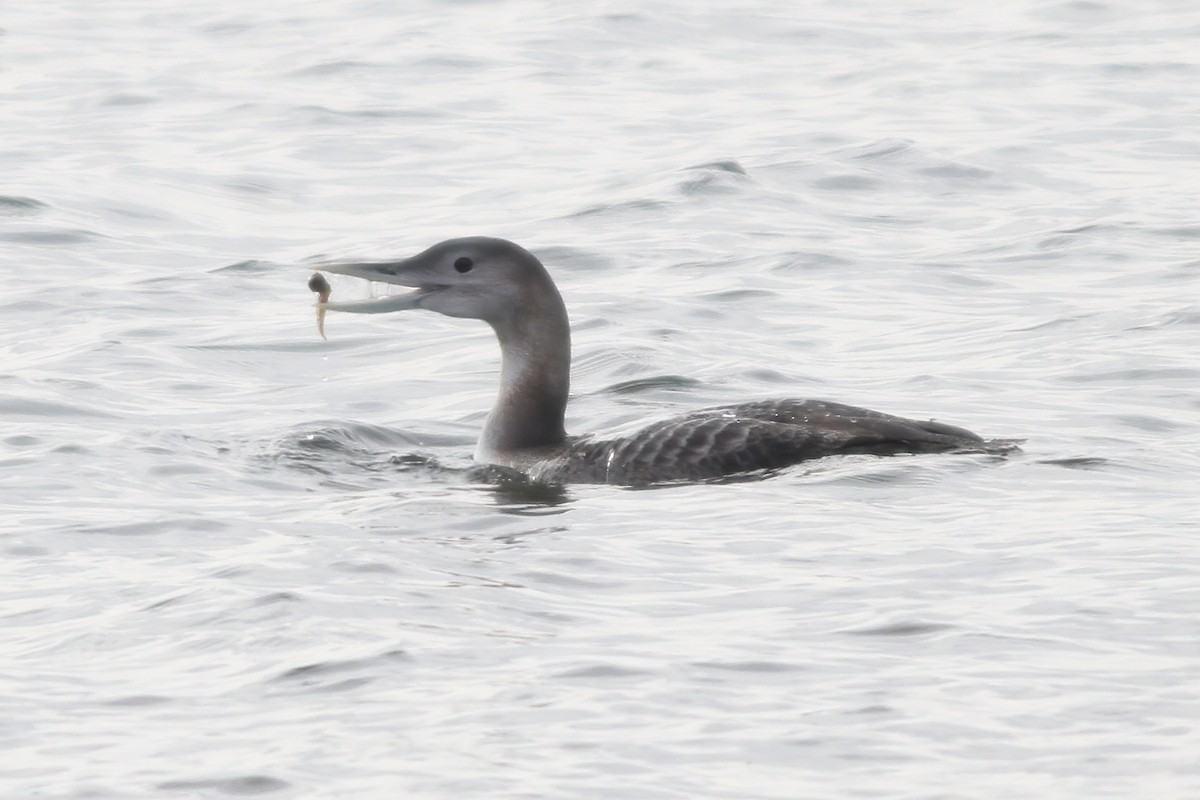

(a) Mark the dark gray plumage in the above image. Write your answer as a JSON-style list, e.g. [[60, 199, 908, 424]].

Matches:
[[311, 237, 1012, 485], [509, 399, 990, 484]]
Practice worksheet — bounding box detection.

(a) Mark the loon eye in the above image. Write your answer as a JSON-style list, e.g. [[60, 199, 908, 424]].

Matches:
[[454, 257, 473, 273]]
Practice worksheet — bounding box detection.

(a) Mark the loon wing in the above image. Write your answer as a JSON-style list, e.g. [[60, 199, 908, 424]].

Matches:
[[563, 398, 987, 484]]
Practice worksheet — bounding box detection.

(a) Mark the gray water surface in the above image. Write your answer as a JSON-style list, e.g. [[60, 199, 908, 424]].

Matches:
[[3, 1, 1199, 798]]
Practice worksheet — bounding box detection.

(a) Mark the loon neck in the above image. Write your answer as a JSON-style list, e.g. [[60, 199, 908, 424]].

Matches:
[[477, 290, 571, 457]]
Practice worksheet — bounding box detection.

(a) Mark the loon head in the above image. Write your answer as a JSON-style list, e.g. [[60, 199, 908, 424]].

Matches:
[[312, 236, 562, 329]]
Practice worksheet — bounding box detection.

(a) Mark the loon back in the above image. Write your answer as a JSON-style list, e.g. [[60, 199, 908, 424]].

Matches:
[[507, 399, 998, 484]]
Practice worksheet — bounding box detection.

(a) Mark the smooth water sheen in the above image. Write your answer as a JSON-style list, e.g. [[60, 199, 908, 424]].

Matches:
[[3, 1, 1199, 797]]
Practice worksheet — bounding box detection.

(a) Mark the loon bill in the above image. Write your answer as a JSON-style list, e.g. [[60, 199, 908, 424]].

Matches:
[[306, 236, 1015, 485]]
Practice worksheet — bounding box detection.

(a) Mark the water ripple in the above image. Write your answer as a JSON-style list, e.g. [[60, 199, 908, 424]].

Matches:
[[158, 776, 290, 795], [0, 195, 47, 213]]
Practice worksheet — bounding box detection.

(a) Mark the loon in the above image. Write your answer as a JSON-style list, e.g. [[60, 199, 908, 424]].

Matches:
[[310, 236, 1009, 484]]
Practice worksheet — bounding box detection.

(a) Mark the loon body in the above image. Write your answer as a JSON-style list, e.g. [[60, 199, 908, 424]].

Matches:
[[312, 237, 1005, 485]]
